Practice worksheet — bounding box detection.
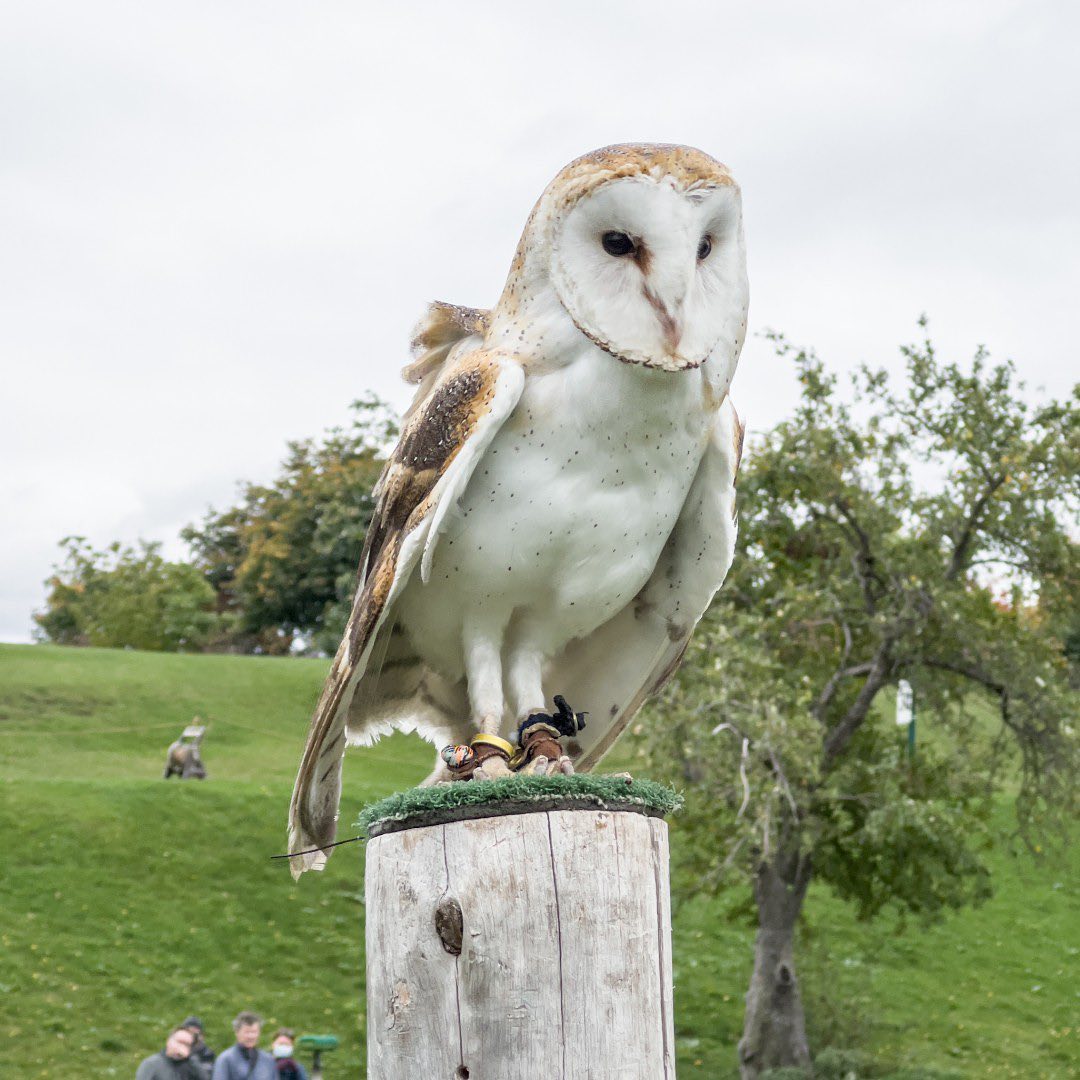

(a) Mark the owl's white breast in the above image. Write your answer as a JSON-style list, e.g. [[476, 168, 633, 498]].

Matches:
[[393, 342, 711, 675]]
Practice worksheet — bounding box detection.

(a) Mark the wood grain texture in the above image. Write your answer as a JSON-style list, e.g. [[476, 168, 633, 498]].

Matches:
[[365, 809, 675, 1079], [365, 825, 462, 1076]]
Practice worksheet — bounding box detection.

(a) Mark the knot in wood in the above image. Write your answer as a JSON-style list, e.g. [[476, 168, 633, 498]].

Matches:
[[434, 897, 463, 956]]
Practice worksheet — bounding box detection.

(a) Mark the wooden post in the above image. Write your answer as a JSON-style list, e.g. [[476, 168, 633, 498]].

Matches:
[[365, 805, 676, 1079]]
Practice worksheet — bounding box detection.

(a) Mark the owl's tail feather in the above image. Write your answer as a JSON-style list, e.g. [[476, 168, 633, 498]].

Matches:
[[287, 533, 419, 879], [288, 630, 362, 880]]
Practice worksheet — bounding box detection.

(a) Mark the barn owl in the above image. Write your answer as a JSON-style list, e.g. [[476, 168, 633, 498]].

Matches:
[[288, 144, 748, 876]]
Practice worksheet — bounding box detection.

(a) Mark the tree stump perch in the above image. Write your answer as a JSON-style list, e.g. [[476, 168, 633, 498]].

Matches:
[[365, 800, 676, 1079]]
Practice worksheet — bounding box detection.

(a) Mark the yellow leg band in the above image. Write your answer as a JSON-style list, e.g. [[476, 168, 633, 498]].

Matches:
[[470, 733, 515, 758]]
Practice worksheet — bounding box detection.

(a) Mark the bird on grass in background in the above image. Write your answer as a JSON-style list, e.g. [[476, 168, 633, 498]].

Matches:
[[289, 144, 748, 877]]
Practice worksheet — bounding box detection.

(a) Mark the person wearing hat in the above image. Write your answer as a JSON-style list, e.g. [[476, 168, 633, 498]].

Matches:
[[181, 1017, 215, 1080]]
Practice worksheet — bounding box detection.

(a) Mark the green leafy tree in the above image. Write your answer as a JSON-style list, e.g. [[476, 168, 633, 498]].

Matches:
[[182, 395, 396, 654], [641, 327, 1078, 1077], [35, 538, 221, 651]]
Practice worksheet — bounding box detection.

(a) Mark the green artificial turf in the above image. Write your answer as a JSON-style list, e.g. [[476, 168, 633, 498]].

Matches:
[[358, 772, 682, 835], [1, 644, 1076, 1079]]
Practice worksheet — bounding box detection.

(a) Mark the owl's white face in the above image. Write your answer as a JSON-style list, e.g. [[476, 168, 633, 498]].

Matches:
[[548, 177, 747, 374]]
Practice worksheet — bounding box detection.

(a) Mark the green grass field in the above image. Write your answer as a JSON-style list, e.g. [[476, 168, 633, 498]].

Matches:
[[0, 644, 1076, 1078]]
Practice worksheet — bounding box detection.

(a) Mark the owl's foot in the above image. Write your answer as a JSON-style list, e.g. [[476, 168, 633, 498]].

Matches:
[[473, 756, 513, 781], [512, 695, 587, 777], [519, 749, 575, 777], [440, 734, 515, 782]]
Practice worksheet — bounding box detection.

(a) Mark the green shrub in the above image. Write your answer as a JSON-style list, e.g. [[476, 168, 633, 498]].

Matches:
[[814, 1046, 878, 1077], [881, 1069, 963, 1080], [35, 538, 221, 650]]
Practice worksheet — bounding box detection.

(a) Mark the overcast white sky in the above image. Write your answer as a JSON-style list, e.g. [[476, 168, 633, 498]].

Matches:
[[2, 0, 1077, 643]]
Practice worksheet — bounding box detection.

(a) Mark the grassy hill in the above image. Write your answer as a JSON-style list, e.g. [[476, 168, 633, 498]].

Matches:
[[0, 644, 1076, 1078]]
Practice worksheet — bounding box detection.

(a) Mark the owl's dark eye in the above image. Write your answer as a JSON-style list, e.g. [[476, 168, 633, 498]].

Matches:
[[601, 231, 636, 257], [697, 235, 712, 260]]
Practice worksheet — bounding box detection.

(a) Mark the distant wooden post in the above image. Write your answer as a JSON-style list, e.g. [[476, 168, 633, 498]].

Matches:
[[365, 804, 676, 1079]]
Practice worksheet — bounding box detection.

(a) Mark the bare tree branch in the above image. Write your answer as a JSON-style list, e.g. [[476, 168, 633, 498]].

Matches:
[[812, 496, 888, 613], [814, 661, 874, 722], [946, 473, 1007, 580], [832, 496, 875, 563], [713, 722, 753, 819], [767, 747, 800, 823], [922, 656, 1013, 732], [822, 644, 895, 768], [922, 656, 1004, 692]]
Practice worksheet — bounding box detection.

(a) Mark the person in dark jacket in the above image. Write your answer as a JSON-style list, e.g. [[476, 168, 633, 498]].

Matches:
[[211, 1011, 276, 1080], [269, 1029, 308, 1080], [181, 1016, 215, 1080], [135, 1025, 202, 1079]]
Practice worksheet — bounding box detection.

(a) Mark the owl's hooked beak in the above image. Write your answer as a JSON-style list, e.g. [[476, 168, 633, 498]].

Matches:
[[640, 273, 695, 370], [645, 288, 682, 354]]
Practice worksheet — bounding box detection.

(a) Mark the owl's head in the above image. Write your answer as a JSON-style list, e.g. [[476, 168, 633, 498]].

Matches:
[[498, 144, 748, 381]]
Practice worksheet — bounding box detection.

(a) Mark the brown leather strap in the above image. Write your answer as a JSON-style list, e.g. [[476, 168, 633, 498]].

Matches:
[[441, 734, 514, 781], [472, 741, 511, 766], [517, 722, 563, 766]]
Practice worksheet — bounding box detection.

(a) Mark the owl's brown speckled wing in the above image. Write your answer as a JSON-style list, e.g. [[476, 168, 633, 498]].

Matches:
[[288, 344, 524, 876], [400, 302, 492, 422]]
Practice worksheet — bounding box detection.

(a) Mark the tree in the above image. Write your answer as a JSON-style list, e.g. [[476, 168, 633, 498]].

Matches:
[[640, 327, 1078, 1077], [182, 394, 396, 654], [35, 537, 221, 651]]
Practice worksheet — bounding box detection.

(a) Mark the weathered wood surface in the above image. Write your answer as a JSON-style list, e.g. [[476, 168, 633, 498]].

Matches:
[[365, 808, 675, 1080]]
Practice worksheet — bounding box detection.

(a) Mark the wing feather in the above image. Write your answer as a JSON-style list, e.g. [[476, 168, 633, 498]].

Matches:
[[401, 301, 491, 422], [287, 347, 524, 876]]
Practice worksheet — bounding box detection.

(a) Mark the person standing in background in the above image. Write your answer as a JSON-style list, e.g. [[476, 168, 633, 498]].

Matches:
[[135, 1025, 201, 1079], [181, 1016, 215, 1079], [211, 1012, 275, 1080], [269, 1029, 308, 1080]]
